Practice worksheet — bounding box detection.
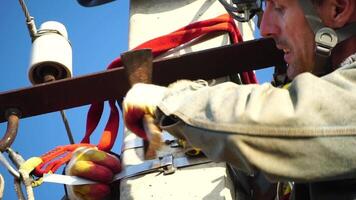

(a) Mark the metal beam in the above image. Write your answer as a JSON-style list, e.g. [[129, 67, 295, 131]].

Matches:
[[152, 38, 284, 85], [0, 38, 284, 123]]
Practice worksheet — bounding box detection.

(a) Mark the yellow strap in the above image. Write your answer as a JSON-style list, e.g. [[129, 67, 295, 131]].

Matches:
[[31, 171, 54, 187], [178, 139, 202, 156], [282, 83, 291, 89], [19, 157, 42, 173], [19, 157, 43, 187]]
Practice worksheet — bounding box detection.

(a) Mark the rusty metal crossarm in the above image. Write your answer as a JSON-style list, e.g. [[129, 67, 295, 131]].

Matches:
[[0, 38, 284, 123], [0, 66, 130, 123], [152, 38, 285, 85]]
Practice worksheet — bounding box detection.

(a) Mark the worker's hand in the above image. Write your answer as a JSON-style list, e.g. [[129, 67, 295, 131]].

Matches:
[[123, 83, 167, 139], [65, 147, 121, 200]]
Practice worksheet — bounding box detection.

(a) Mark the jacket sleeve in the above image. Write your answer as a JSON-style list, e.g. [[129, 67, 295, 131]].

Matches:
[[157, 63, 356, 182]]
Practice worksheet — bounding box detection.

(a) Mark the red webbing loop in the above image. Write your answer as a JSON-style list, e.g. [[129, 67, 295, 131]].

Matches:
[[33, 143, 94, 177], [96, 100, 119, 151], [108, 14, 243, 69], [82, 14, 257, 154], [81, 102, 104, 144]]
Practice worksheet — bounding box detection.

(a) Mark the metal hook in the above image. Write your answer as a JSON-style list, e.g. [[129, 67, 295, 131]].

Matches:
[[0, 109, 21, 152]]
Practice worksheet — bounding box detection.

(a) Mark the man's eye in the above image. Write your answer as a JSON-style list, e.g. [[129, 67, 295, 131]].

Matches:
[[274, 4, 285, 14]]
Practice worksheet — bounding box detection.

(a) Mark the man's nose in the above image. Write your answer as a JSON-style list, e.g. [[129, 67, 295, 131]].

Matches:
[[259, 10, 280, 38]]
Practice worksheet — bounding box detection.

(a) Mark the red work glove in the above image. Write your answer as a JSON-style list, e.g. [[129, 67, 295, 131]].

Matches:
[[65, 147, 121, 200], [123, 83, 167, 139]]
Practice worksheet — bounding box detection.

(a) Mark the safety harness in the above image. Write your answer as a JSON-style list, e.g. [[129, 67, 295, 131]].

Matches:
[[29, 13, 257, 179]]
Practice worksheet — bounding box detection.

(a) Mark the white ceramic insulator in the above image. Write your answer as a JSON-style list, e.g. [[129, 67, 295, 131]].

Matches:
[[28, 21, 72, 85]]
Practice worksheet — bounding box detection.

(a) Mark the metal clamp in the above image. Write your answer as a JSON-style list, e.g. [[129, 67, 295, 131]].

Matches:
[[114, 153, 211, 181], [158, 154, 176, 175], [315, 27, 338, 56]]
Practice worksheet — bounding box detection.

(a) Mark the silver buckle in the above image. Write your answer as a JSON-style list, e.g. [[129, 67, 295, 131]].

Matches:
[[158, 154, 176, 175], [315, 27, 338, 56]]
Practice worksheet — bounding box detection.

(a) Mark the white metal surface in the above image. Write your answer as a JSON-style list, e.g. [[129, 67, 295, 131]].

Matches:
[[120, 131, 235, 200], [128, 0, 256, 52], [121, 0, 257, 199]]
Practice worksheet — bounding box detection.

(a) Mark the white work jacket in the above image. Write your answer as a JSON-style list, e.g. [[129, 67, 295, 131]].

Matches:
[[157, 53, 356, 183]]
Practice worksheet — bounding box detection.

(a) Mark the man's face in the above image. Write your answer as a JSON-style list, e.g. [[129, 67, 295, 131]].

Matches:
[[260, 0, 316, 79]]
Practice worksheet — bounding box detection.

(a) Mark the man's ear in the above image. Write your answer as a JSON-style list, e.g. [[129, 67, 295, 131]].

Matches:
[[317, 0, 355, 28], [331, 0, 355, 28]]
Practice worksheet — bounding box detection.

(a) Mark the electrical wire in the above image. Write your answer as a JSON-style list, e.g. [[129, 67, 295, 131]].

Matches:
[[18, 0, 37, 39], [60, 110, 75, 144], [18, 0, 31, 22]]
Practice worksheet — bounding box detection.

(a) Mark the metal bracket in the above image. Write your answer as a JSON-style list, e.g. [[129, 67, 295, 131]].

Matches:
[[315, 27, 338, 56], [159, 154, 176, 175]]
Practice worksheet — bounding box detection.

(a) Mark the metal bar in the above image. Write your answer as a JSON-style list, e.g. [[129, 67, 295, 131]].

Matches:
[[0, 38, 284, 123], [0, 67, 130, 123], [0, 110, 20, 152], [152, 38, 284, 85]]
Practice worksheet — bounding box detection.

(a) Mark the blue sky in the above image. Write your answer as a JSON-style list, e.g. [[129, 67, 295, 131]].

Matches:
[[0, 1, 272, 199], [0, 1, 129, 199]]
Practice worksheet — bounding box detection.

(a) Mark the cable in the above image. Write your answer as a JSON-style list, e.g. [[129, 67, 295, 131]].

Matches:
[[0, 153, 20, 179], [60, 110, 75, 144], [18, 0, 37, 39], [18, 0, 31, 22]]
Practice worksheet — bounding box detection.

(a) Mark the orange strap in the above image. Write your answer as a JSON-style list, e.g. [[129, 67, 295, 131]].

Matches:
[[33, 143, 94, 177], [82, 14, 257, 153]]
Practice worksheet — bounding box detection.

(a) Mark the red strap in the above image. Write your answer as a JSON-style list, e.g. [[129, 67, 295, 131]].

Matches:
[[33, 143, 94, 177], [108, 14, 243, 69], [81, 102, 104, 144], [80, 100, 119, 152], [82, 14, 257, 153]]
